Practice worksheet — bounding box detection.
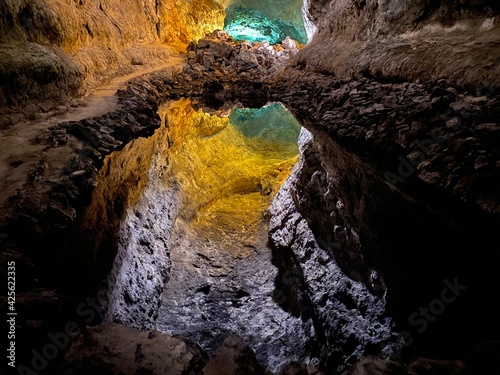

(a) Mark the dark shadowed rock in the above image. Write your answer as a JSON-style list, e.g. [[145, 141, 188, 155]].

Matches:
[[56, 323, 208, 375], [341, 357, 416, 375], [278, 361, 325, 375], [202, 336, 270, 375], [409, 358, 468, 375]]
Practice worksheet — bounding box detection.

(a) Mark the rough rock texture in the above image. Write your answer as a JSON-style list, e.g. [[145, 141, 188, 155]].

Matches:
[[340, 356, 417, 375], [101, 121, 180, 329], [202, 336, 270, 375], [0, 65, 185, 293], [0, 65, 187, 374], [0, 0, 225, 114], [298, 0, 500, 86], [269, 129, 399, 373], [277, 5, 500, 371], [56, 323, 208, 375], [0, 37, 304, 373], [182, 30, 300, 107], [2, 16, 500, 375], [150, 99, 313, 372], [277, 362, 325, 375], [270, 69, 500, 369]]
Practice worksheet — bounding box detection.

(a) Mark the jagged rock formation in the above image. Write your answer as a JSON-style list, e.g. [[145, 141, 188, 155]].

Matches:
[[182, 30, 299, 107], [0, 64, 184, 372], [1, 2, 500, 375], [55, 323, 208, 375], [0, 35, 306, 374], [0, 0, 225, 119], [202, 336, 270, 375], [299, 0, 500, 86], [99, 119, 180, 329], [269, 69, 500, 372], [269, 130, 399, 373], [266, 0, 500, 372]]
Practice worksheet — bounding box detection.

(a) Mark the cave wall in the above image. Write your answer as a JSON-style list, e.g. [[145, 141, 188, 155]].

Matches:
[[0, 0, 225, 108], [271, 0, 500, 363], [296, 0, 500, 86], [224, 0, 308, 43], [102, 117, 180, 330], [269, 129, 399, 372], [270, 77, 500, 368]]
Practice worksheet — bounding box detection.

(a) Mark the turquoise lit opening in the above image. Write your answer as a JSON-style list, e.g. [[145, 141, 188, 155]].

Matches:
[[224, 6, 308, 45], [229, 102, 302, 149]]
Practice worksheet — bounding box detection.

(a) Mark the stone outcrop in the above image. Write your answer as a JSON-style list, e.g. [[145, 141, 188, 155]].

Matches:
[[0, 65, 185, 293], [2, 5, 500, 374], [269, 129, 399, 373], [272, 2, 500, 371], [298, 0, 500, 86], [182, 30, 300, 107], [0, 64, 188, 373], [98, 118, 180, 330], [0, 0, 225, 114], [277, 362, 325, 375], [202, 336, 270, 375], [0, 36, 306, 374], [56, 323, 208, 375], [269, 68, 500, 369]]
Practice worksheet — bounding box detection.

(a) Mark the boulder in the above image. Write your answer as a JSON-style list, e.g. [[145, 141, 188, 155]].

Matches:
[[202, 336, 269, 375], [56, 323, 208, 375]]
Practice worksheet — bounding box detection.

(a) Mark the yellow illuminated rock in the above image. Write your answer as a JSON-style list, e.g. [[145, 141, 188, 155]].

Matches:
[[81, 98, 299, 263], [0, 0, 226, 106], [158, 0, 226, 44], [81, 117, 171, 266], [162, 98, 298, 241]]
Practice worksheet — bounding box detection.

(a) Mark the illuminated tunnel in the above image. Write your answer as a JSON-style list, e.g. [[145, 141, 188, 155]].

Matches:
[[223, 0, 308, 44]]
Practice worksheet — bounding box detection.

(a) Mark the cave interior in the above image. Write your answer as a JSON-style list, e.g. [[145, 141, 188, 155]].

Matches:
[[1, 0, 500, 375]]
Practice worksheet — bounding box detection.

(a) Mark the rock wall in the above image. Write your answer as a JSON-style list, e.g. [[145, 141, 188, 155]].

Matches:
[[89, 114, 180, 329], [297, 0, 500, 86], [268, 1, 500, 370], [271, 65, 500, 369], [55, 323, 208, 375], [0, 38, 304, 372], [0, 65, 183, 371], [224, 0, 308, 43], [0, 0, 225, 110], [269, 130, 399, 373]]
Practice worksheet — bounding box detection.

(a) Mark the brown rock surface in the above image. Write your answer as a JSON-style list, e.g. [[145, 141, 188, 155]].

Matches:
[[409, 358, 468, 375], [278, 361, 325, 375], [298, 0, 500, 86], [0, 0, 225, 112], [202, 336, 269, 375], [56, 323, 208, 375], [341, 356, 417, 375]]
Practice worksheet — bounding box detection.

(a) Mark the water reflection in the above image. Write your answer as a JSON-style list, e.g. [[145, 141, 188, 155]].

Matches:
[[163, 99, 300, 240]]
